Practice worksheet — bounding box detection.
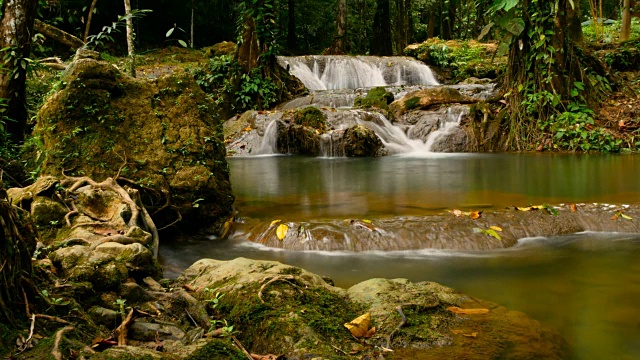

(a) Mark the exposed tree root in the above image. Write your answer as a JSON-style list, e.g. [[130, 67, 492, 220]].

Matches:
[[52, 326, 75, 360], [386, 305, 407, 349]]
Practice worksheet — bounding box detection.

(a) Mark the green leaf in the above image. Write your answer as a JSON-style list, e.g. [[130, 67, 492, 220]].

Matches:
[[178, 39, 188, 47], [482, 229, 502, 240], [543, 204, 558, 216], [497, 16, 525, 36], [166, 27, 175, 38], [478, 22, 494, 40]]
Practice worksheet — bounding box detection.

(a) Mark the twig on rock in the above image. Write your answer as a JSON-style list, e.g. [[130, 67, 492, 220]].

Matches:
[[232, 336, 254, 360], [386, 305, 407, 349]]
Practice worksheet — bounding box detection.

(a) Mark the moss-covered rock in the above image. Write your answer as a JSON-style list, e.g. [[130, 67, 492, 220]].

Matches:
[[203, 42, 238, 58], [405, 39, 506, 83], [185, 339, 247, 360], [391, 87, 475, 117], [33, 54, 234, 234], [293, 106, 327, 130], [353, 86, 395, 120], [342, 124, 384, 157]]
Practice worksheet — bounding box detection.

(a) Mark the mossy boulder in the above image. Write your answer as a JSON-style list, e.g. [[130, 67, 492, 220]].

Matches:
[[293, 106, 327, 130], [353, 86, 395, 120], [342, 124, 384, 157], [203, 41, 238, 57], [33, 54, 234, 234], [185, 339, 246, 360], [391, 87, 475, 117], [175, 258, 567, 359]]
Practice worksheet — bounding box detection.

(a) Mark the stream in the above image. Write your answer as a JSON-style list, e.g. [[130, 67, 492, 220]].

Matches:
[[161, 153, 640, 359]]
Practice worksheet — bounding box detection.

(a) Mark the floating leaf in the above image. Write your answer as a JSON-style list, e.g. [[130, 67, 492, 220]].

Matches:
[[570, 204, 577, 212], [276, 224, 288, 240], [621, 213, 633, 220], [469, 211, 482, 219], [489, 226, 503, 232], [362, 219, 372, 224], [515, 205, 544, 211], [453, 329, 478, 337], [543, 204, 558, 216], [447, 307, 489, 315], [483, 229, 502, 240], [344, 313, 371, 338], [613, 211, 633, 221]]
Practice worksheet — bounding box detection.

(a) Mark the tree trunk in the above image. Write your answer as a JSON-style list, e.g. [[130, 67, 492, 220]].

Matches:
[[36, 20, 85, 50], [236, 12, 260, 73], [567, 0, 583, 43], [0, 182, 37, 325], [621, 0, 632, 41], [371, 0, 392, 55], [0, 0, 38, 144], [123, 0, 135, 77], [83, 0, 98, 43], [287, 0, 296, 51], [394, 0, 406, 54], [190, 0, 194, 48], [327, 0, 347, 54]]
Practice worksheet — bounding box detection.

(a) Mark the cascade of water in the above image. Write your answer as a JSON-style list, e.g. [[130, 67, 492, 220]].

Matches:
[[355, 111, 432, 155], [253, 120, 279, 155], [424, 107, 468, 152], [278, 56, 439, 91]]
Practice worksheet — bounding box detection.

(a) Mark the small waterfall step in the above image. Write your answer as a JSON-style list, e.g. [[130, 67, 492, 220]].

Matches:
[[278, 55, 439, 90]]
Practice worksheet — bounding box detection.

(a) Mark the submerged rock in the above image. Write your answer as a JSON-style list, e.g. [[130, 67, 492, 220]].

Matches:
[[32, 52, 234, 234]]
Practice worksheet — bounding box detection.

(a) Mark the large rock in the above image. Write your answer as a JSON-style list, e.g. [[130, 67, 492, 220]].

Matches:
[[33, 54, 234, 233], [343, 124, 384, 157], [176, 258, 567, 359], [390, 86, 476, 117]]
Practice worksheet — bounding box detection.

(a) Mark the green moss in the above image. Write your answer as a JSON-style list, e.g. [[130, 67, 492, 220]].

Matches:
[[186, 339, 245, 360], [354, 86, 394, 109], [217, 282, 362, 356], [294, 106, 326, 130], [404, 96, 421, 110]]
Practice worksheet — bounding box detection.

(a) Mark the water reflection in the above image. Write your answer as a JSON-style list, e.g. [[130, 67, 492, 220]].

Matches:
[[230, 154, 640, 220]]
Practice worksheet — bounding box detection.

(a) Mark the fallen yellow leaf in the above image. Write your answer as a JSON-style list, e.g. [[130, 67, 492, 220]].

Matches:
[[469, 211, 482, 220], [362, 219, 372, 224], [489, 226, 503, 232], [447, 307, 489, 315], [243, 126, 252, 131], [344, 313, 371, 338], [276, 224, 288, 240], [453, 329, 478, 337], [270, 219, 281, 226]]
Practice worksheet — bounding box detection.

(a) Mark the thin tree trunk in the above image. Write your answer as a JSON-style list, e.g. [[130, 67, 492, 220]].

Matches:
[[427, 11, 435, 39], [35, 20, 84, 49], [123, 0, 135, 77], [0, 0, 38, 144], [567, 0, 583, 43], [190, 0, 194, 48], [621, 0, 632, 41], [83, 0, 98, 43]]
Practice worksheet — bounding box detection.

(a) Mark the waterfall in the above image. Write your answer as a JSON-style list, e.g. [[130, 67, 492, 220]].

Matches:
[[424, 107, 468, 152], [279, 55, 439, 91], [253, 120, 279, 155], [355, 112, 431, 155]]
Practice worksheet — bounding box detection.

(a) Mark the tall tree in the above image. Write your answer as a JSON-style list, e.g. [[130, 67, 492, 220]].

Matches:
[[371, 0, 392, 55], [327, 0, 347, 54], [0, 0, 38, 144], [123, 0, 135, 76]]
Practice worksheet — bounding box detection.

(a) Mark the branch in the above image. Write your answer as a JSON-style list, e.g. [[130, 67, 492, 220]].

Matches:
[[34, 20, 84, 49], [52, 326, 75, 360]]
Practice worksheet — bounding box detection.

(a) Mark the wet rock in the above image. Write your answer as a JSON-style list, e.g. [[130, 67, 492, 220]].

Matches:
[[391, 87, 475, 117], [89, 306, 119, 327], [343, 124, 384, 157], [119, 281, 153, 303], [129, 321, 186, 342], [428, 126, 469, 152], [30, 196, 67, 226]]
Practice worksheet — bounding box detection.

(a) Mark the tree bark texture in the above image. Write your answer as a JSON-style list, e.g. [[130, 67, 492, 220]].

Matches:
[[0, 182, 37, 325], [35, 19, 84, 49], [0, 0, 38, 144], [123, 0, 136, 77], [326, 0, 347, 54], [620, 0, 632, 41], [371, 0, 392, 55]]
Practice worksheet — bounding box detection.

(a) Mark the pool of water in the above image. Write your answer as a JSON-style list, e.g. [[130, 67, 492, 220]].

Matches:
[[230, 154, 640, 220], [160, 153, 640, 359]]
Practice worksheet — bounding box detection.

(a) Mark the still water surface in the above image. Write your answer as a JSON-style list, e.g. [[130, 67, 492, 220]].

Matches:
[[161, 154, 640, 359]]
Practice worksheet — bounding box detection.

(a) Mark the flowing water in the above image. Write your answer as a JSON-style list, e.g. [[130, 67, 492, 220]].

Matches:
[[161, 154, 640, 359]]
